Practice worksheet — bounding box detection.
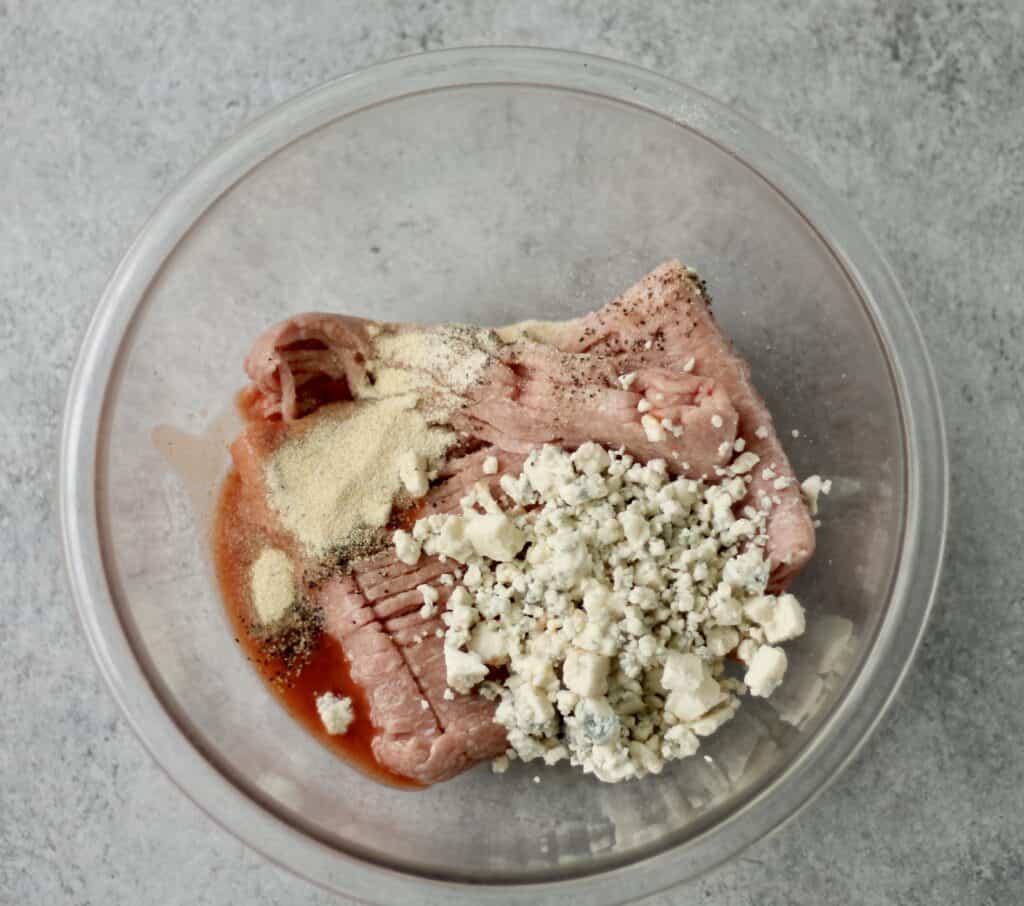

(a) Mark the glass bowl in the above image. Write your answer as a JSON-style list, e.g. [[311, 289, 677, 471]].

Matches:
[[60, 48, 947, 904]]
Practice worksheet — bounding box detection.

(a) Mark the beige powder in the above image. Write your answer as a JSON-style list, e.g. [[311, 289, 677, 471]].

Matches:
[[357, 363, 423, 399], [265, 396, 454, 557], [250, 547, 296, 624], [371, 326, 498, 393], [496, 319, 568, 346], [264, 325, 500, 560]]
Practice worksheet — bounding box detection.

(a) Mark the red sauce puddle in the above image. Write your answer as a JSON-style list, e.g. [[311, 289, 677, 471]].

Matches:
[[213, 469, 422, 790]]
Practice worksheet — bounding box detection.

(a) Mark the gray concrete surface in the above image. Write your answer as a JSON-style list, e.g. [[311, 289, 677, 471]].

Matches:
[[2, 1, 1022, 903]]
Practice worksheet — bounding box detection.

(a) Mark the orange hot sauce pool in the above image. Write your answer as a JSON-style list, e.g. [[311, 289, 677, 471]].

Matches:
[[213, 469, 422, 790]]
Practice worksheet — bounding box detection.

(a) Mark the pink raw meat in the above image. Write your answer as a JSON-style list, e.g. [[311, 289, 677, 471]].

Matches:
[[319, 449, 513, 784], [556, 261, 814, 587], [236, 262, 816, 784]]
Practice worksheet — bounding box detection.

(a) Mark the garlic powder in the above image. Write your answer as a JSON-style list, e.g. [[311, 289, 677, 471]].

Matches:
[[249, 547, 296, 624], [265, 397, 453, 557]]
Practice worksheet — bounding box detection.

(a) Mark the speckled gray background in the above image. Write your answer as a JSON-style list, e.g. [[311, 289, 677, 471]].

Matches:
[[2, 1, 1022, 904]]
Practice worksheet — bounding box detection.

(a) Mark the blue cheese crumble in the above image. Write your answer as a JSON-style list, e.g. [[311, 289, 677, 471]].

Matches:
[[401, 442, 808, 783], [315, 692, 354, 735]]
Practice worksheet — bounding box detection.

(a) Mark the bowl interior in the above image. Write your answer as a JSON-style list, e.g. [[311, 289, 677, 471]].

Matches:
[[97, 82, 904, 882]]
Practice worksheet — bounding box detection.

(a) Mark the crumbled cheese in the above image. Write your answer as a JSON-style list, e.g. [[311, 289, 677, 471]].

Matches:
[[316, 693, 354, 735], [641, 414, 666, 442], [573, 442, 611, 476], [800, 474, 832, 516], [464, 512, 526, 561], [482, 455, 499, 475], [418, 584, 440, 606], [563, 649, 611, 698], [730, 451, 760, 475], [405, 443, 807, 783], [661, 652, 705, 691], [617, 372, 638, 390], [445, 647, 488, 693], [393, 529, 421, 565], [470, 622, 510, 665], [754, 425, 770, 439], [791, 429, 800, 438], [417, 583, 439, 618], [745, 645, 788, 697], [744, 593, 806, 643], [637, 399, 653, 414], [666, 675, 725, 721], [710, 414, 724, 429], [682, 357, 696, 373]]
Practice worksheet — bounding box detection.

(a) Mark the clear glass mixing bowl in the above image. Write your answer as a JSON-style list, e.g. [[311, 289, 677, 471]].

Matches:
[[60, 48, 947, 905]]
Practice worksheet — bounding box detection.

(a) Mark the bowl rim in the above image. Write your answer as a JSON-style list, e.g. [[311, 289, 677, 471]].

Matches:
[[60, 46, 948, 905]]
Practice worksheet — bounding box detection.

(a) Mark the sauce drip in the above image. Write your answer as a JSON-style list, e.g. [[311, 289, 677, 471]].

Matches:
[[213, 470, 421, 790]]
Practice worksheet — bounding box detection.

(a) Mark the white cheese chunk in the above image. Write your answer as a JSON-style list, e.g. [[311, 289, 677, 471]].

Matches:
[[764, 594, 806, 643], [640, 413, 665, 442], [666, 676, 724, 721], [469, 622, 509, 665], [428, 515, 474, 560], [801, 474, 832, 516], [563, 648, 611, 698], [662, 724, 700, 759], [392, 529, 421, 565], [514, 683, 555, 728], [465, 512, 527, 561], [445, 647, 488, 693], [745, 645, 788, 697], [618, 511, 650, 546], [729, 450, 761, 477], [315, 693, 354, 735], [744, 593, 806, 644], [661, 651, 705, 691], [417, 583, 439, 605], [705, 626, 740, 657], [572, 441, 611, 476]]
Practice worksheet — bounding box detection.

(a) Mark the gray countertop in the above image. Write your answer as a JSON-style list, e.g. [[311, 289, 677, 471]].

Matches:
[[2, 1, 1022, 903]]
